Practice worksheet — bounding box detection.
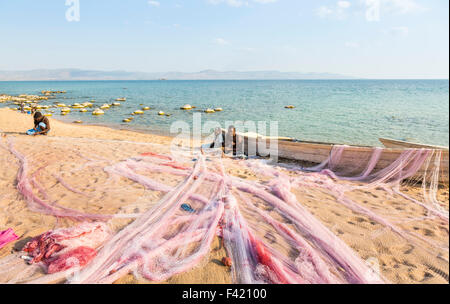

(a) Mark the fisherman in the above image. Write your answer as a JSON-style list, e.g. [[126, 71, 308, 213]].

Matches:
[[224, 125, 240, 156], [26, 112, 50, 136], [201, 126, 242, 157]]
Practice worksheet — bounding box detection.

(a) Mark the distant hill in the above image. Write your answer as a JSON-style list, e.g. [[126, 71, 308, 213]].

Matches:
[[0, 69, 357, 81]]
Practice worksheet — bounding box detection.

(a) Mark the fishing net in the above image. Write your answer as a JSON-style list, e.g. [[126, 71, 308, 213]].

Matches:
[[0, 135, 448, 284]]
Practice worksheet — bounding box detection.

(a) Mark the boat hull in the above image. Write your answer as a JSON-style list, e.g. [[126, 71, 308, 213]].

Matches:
[[242, 137, 449, 184], [379, 138, 449, 151]]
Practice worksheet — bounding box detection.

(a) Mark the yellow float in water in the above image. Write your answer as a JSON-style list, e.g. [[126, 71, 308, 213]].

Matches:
[[142, 107, 150, 110], [134, 110, 144, 115], [83, 102, 93, 107], [180, 104, 193, 110], [214, 107, 223, 112], [73, 120, 83, 124], [158, 111, 165, 116], [123, 119, 131, 123], [92, 109, 105, 115], [44, 113, 52, 117], [100, 104, 110, 110], [61, 107, 71, 113], [165, 114, 172, 117], [80, 108, 88, 113], [205, 108, 215, 113], [116, 98, 126, 102], [285, 105, 295, 109], [112, 102, 121, 106], [57, 104, 66, 107], [72, 103, 85, 109]]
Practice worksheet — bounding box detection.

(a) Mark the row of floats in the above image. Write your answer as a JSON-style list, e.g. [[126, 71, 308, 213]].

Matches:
[[9, 98, 226, 123], [121, 105, 224, 123]]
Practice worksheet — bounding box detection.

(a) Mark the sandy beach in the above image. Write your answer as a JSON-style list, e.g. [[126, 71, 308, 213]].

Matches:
[[0, 108, 448, 284]]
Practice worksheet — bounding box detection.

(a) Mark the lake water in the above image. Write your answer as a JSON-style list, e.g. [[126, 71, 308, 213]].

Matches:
[[0, 80, 448, 147]]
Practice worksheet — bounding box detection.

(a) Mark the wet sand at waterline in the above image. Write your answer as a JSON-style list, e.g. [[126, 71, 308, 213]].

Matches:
[[0, 108, 448, 284]]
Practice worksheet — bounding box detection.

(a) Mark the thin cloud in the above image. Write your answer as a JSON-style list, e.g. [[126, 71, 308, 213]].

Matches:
[[382, 0, 424, 14], [345, 41, 360, 48], [316, 1, 352, 20], [148, 1, 160, 7], [389, 26, 409, 36], [213, 38, 230, 46], [207, 0, 277, 7]]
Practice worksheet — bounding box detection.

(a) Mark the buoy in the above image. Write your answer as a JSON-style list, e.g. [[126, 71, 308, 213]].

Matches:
[[80, 108, 88, 113], [73, 120, 83, 124], [142, 107, 150, 110], [158, 111, 165, 116], [116, 98, 126, 102], [123, 119, 131, 123], [112, 102, 121, 106], [61, 107, 71, 113], [57, 104, 66, 107], [214, 107, 223, 112], [92, 108, 105, 115], [44, 113, 52, 117], [134, 110, 144, 115], [100, 104, 110, 110], [205, 108, 215, 113], [285, 105, 295, 109], [180, 104, 192, 110], [165, 114, 171, 117]]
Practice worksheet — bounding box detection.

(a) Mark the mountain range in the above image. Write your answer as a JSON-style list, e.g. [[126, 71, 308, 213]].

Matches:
[[0, 69, 357, 81]]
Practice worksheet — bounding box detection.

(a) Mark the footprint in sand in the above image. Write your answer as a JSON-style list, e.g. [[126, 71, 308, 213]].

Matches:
[[422, 228, 435, 237], [403, 245, 414, 255], [355, 217, 366, 223]]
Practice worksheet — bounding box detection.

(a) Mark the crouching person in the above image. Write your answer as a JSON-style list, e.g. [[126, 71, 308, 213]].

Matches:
[[27, 112, 50, 136]]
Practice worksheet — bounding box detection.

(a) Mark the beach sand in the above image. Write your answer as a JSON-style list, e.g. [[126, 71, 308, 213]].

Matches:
[[0, 108, 448, 284]]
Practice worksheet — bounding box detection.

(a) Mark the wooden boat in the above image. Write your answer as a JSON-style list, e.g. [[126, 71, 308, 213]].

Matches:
[[235, 132, 449, 184], [379, 138, 449, 151]]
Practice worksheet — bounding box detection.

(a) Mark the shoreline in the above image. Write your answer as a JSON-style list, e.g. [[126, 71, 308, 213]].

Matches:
[[1, 78, 449, 148], [0, 108, 174, 144]]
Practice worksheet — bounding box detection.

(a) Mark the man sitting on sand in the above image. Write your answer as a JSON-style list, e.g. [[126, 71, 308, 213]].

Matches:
[[201, 126, 243, 157], [26, 112, 50, 136]]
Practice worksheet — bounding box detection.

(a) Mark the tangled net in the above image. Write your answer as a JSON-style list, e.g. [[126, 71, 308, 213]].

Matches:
[[0, 136, 448, 284]]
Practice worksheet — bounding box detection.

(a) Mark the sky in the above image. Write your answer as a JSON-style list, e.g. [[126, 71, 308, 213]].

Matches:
[[0, 0, 448, 79]]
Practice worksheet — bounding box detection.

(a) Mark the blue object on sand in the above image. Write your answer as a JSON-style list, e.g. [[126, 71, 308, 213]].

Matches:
[[26, 123, 46, 136], [181, 204, 195, 213]]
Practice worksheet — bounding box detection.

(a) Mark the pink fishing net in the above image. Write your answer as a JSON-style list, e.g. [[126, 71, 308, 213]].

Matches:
[[0, 136, 448, 284], [0, 228, 19, 249], [22, 222, 109, 274]]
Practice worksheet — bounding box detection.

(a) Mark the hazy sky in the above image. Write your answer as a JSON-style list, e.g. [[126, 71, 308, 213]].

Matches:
[[0, 0, 448, 78]]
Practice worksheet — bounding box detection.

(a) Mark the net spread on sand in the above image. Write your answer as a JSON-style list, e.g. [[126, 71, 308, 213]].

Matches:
[[0, 136, 448, 284]]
